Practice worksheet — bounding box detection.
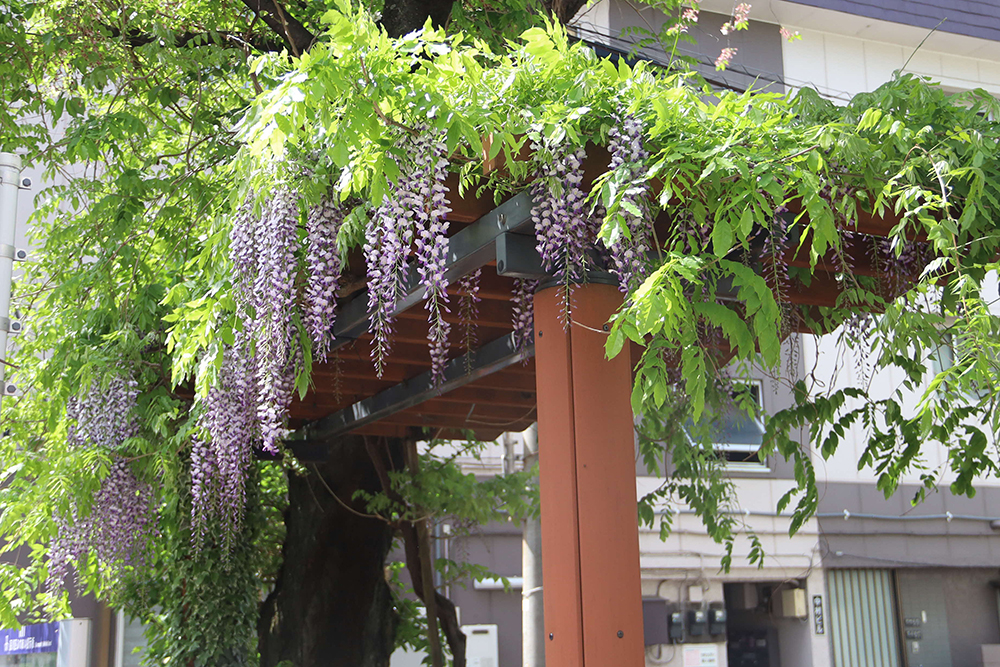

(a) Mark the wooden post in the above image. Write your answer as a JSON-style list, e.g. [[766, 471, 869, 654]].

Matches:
[[533, 282, 645, 667]]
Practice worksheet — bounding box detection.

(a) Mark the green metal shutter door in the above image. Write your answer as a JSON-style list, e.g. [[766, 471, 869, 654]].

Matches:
[[827, 569, 901, 667]]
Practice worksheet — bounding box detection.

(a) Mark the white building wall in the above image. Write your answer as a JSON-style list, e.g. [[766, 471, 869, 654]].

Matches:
[[636, 477, 827, 667], [782, 28, 1000, 102]]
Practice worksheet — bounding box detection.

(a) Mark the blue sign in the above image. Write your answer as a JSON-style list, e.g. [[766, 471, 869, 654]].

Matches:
[[0, 623, 58, 655]]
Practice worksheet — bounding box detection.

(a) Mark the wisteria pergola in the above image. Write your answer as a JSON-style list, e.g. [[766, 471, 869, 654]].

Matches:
[[282, 159, 909, 667]]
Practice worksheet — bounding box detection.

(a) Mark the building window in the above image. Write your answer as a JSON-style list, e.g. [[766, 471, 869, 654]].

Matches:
[[686, 381, 767, 469]]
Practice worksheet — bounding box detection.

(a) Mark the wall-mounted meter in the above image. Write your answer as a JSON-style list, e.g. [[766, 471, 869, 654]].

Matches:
[[709, 608, 727, 635], [688, 609, 707, 636], [668, 611, 685, 640]]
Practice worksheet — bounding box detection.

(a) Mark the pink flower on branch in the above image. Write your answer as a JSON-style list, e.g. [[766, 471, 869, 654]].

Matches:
[[779, 26, 801, 42], [720, 2, 751, 35], [715, 47, 738, 70], [668, 6, 700, 35]]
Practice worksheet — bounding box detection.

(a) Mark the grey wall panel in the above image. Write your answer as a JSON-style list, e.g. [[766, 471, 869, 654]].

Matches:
[[605, 2, 785, 93], [449, 586, 522, 667], [817, 482, 1000, 568], [939, 568, 1000, 667], [449, 525, 524, 667], [786, 0, 1000, 43]]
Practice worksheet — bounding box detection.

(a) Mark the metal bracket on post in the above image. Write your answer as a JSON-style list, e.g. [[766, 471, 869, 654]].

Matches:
[[496, 232, 547, 279], [0, 245, 28, 262], [0, 317, 23, 334]]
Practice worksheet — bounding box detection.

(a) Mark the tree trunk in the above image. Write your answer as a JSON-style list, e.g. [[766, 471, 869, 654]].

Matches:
[[380, 0, 456, 37], [258, 436, 401, 667]]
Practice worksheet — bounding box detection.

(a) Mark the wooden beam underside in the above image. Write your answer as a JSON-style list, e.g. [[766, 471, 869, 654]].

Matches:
[[288, 179, 932, 443]]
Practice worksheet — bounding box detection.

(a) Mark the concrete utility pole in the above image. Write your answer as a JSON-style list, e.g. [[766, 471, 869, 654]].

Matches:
[[0, 153, 25, 404], [521, 422, 544, 667]]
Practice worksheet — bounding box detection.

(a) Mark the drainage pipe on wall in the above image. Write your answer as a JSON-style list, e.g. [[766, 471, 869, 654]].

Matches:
[[521, 422, 544, 667], [0, 153, 23, 405]]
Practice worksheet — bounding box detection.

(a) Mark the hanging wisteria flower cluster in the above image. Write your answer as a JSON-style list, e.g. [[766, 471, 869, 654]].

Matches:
[[66, 374, 139, 450], [230, 187, 341, 455], [876, 237, 932, 296], [304, 198, 346, 362], [191, 336, 259, 551], [759, 206, 790, 302], [529, 141, 594, 289], [606, 113, 653, 295], [364, 129, 452, 381], [458, 269, 482, 370], [511, 279, 536, 353], [50, 460, 156, 590], [53, 373, 156, 590], [252, 188, 301, 452]]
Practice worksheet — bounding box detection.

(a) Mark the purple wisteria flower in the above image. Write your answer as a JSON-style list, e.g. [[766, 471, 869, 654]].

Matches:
[[365, 130, 453, 381], [194, 333, 259, 550], [252, 188, 301, 453], [458, 268, 482, 367], [304, 198, 346, 362], [512, 279, 536, 354], [606, 114, 653, 295], [530, 142, 592, 284], [66, 373, 140, 450], [49, 459, 156, 591]]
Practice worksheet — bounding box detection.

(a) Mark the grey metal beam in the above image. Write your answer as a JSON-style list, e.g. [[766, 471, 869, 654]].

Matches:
[[293, 333, 534, 442], [332, 191, 535, 344]]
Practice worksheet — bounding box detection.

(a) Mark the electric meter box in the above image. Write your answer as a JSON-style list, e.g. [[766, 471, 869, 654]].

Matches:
[[668, 611, 685, 640], [709, 608, 727, 635], [781, 588, 808, 618], [688, 609, 707, 636]]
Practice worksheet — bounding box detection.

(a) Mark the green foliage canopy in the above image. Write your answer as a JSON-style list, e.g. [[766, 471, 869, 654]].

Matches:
[[2, 0, 1000, 660]]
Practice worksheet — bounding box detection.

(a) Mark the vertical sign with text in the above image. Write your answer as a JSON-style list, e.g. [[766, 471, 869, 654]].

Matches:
[[812, 595, 825, 634]]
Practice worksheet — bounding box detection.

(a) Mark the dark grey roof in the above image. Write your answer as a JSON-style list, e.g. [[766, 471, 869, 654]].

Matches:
[[788, 0, 1000, 43]]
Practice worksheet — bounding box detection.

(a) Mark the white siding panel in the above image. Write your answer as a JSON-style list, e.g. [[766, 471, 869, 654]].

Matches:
[[862, 41, 904, 89], [783, 28, 1000, 101]]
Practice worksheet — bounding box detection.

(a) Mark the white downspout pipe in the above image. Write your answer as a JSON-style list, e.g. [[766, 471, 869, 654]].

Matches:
[[0, 153, 23, 402], [521, 422, 544, 667]]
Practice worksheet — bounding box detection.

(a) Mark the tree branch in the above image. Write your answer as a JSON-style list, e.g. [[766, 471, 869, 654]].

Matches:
[[239, 0, 317, 55], [545, 0, 590, 26], [404, 438, 444, 667], [364, 436, 468, 667], [380, 0, 455, 37], [103, 26, 285, 53]]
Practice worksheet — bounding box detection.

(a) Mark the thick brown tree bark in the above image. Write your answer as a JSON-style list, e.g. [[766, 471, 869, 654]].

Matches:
[[258, 436, 401, 667], [380, 0, 456, 37]]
